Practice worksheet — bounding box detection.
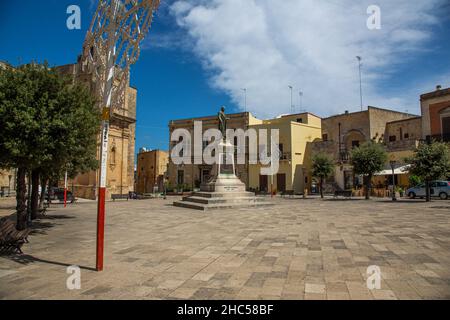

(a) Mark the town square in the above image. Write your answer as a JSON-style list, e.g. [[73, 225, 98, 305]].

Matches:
[[0, 0, 450, 305], [1, 197, 450, 300]]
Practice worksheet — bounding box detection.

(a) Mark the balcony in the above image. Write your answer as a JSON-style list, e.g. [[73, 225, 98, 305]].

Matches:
[[279, 152, 292, 161], [386, 139, 420, 152], [339, 149, 350, 162]]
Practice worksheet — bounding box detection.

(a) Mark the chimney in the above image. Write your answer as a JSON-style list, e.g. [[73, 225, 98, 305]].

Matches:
[[436, 85, 442, 91], [345, 110, 349, 115]]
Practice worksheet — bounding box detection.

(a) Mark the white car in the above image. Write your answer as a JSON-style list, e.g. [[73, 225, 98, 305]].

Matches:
[[407, 181, 450, 200]]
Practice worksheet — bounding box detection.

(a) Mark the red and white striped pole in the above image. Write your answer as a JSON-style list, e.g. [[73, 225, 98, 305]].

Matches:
[[64, 171, 68, 208], [96, 0, 118, 272]]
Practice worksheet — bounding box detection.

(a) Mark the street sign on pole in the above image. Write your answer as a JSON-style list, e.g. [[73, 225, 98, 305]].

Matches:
[[81, 0, 160, 271]]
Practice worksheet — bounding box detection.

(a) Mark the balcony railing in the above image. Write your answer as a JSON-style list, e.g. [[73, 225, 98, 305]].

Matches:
[[279, 152, 292, 161], [339, 149, 350, 162]]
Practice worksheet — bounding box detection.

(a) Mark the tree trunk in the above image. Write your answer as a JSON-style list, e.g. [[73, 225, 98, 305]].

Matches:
[[320, 177, 324, 199], [425, 179, 431, 202], [16, 167, 28, 231], [31, 169, 40, 220], [39, 177, 47, 211], [365, 174, 372, 200]]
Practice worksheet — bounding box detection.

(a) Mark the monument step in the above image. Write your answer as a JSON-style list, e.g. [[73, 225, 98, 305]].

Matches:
[[181, 196, 266, 205], [192, 191, 256, 198], [173, 200, 273, 211]]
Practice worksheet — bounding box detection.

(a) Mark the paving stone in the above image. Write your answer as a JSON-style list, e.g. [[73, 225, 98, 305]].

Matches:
[[0, 197, 449, 299]]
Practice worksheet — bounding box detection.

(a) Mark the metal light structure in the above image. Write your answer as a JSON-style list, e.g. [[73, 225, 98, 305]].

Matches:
[[81, 0, 160, 271]]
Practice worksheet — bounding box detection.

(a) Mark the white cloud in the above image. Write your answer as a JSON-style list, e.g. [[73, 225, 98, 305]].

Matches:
[[169, 0, 447, 119]]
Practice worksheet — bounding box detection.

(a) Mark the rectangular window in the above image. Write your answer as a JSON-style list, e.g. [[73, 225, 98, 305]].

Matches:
[[389, 135, 396, 142], [296, 118, 303, 123], [322, 134, 328, 141]]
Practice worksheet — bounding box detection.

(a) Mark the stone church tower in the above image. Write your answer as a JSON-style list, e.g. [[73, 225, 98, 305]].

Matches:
[[56, 59, 137, 200]]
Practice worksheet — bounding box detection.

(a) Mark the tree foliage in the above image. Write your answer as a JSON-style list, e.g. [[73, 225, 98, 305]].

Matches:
[[351, 141, 387, 199], [405, 141, 450, 201], [0, 62, 100, 229], [312, 153, 334, 198]]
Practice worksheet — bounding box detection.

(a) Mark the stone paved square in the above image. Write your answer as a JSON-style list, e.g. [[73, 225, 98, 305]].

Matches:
[[1, 197, 450, 300]]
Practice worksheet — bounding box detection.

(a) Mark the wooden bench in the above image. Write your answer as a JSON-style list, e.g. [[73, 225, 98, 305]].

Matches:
[[111, 194, 129, 201], [0, 218, 31, 254], [334, 190, 353, 198]]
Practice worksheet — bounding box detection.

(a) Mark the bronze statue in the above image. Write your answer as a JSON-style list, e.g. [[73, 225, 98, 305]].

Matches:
[[218, 106, 229, 139]]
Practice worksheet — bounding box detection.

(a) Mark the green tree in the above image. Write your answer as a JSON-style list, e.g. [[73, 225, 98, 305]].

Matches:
[[0, 62, 99, 229], [351, 141, 388, 200], [312, 153, 334, 198], [405, 141, 450, 202]]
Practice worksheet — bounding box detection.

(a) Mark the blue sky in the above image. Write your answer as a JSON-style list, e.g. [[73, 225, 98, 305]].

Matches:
[[1, 0, 450, 154]]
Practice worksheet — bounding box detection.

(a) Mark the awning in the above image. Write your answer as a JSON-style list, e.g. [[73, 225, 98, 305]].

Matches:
[[375, 165, 410, 176]]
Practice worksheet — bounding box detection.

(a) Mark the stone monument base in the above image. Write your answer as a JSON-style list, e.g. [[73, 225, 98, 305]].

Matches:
[[173, 140, 272, 211], [174, 173, 272, 211], [173, 190, 272, 211]]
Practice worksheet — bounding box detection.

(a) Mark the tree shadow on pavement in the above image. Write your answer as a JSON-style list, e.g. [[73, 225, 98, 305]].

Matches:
[[1, 253, 97, 271]]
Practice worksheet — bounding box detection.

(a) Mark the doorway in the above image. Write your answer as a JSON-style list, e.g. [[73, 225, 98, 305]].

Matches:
[[259, 175, 268, 192], [277, 173, 286, 192]]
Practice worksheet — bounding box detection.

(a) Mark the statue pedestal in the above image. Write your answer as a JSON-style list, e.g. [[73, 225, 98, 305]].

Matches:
[[174, 141, 272, 211], [200, 140, 246, 192]]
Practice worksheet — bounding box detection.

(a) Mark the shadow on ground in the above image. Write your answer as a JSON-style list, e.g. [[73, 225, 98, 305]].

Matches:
[[0, 253, 96, 271]]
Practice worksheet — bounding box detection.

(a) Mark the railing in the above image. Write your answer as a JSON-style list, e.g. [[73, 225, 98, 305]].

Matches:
[[386, 139, 420, 152], [339, 149, 350, 162], [279, 152, 292, 161]]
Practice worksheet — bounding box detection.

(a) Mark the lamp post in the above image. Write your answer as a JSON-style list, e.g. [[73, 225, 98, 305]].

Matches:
[[356, 56, 363, 111], [241, 88, 247, 112], [288, 85, 293, 114], [390, 160, 397, 201], [299, 91, 303, 111]]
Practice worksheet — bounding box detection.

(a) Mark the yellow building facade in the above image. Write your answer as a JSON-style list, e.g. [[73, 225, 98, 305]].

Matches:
[[248, 113, 322, 194]]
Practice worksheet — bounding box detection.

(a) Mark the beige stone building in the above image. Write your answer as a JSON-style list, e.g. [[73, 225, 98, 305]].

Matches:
[[167, 112, 263, 190], [311, 106, 416, 190], [0, 169, 16, 197], [136, 149, 169, 193], [421, 85, 450, 142], [56, 62, 137, 200]]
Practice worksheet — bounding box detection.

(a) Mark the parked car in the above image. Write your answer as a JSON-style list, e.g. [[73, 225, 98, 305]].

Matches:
[[406, 181, 450, 200], [46, 187, 76, 203]]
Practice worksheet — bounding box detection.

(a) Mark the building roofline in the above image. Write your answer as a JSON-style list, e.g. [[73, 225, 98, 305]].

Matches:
[[323, 106, 418, 120], [169, 111, 252, 124], [280, 112, 322, 119], [386, 116, 422, 125], [0, 60, 12, 67], [420, 87, 450, 101]]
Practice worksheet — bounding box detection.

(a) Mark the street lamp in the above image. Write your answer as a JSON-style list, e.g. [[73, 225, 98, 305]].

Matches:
[[389, 160, 397, 201], [356, 56, 363, 111], [241, 88, 247, 112], [288, 85, 294, 114], [299, 91, 303, 111]]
